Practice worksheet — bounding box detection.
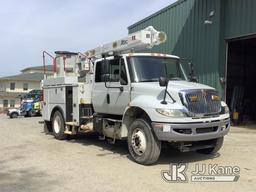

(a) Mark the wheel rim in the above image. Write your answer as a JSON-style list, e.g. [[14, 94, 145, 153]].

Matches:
[[131, 128, 147, 156], [53, 115, 61, 134]]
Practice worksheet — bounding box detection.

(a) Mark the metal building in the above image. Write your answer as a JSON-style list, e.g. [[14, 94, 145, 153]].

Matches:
[[128, 0, 256, 122]]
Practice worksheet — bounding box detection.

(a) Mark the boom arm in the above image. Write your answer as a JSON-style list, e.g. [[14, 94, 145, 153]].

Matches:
[[84, 26, 167, 58]]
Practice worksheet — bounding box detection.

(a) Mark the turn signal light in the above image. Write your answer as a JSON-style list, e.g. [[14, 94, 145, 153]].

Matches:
[[189, 96, 198, 102], [212, 95, 220, 101]]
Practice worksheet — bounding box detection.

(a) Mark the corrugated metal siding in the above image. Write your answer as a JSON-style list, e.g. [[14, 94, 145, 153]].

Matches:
[[218, 0, 256, 93], [224, 0, 256, 39], [129, 0, 223, 94], [128, 0, 256, 96]]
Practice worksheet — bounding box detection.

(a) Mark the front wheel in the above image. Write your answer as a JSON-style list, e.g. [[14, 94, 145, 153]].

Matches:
[[128, 119, 161, 165], [197, 137, 224, 154], [10, 113, 18, 119], [52, 111, 67, 140]]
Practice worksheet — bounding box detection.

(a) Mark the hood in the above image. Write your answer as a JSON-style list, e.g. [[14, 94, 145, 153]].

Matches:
[[132, 80, 214, 92], [8, 108, 20, 113], [131, 80, 215, 104], [22, 99, 34, 103], [166, 80, 213, 91]]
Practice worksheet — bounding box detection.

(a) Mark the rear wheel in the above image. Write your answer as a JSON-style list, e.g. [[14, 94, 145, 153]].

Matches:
[[197, 137, 224, 154], [52, 111, 67, 140], [128, 119, 161, 165], [28, 110, 36, 117]]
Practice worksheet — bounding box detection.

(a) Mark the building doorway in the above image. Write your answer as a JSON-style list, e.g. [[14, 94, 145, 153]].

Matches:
[[226, 35, 256, 125]]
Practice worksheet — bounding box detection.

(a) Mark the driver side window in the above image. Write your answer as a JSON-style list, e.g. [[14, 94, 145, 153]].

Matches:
[[109, 58, 128, 85], [94, 58, 128, 84], [109, 59, 120, 82]]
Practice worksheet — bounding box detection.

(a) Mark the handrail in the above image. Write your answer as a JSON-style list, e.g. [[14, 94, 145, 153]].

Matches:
[[44, 51, 89, 76], [63, 56, 66, 72], [53, 55, 68, 75], [42, 51, 55, 76]]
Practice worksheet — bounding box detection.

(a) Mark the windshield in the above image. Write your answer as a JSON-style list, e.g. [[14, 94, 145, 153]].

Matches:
[[127, 56, 187, 82]]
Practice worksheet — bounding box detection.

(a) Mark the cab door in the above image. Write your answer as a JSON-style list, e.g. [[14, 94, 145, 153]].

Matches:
[[107, 57, 130, 115], [92, 57, 130, 115], [92, 59, 109, 114]]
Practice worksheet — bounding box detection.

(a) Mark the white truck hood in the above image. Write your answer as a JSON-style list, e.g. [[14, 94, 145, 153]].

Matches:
[[131, 80, 215, 104], [132, 80, 214, 92], [164, 80, 213, 91]]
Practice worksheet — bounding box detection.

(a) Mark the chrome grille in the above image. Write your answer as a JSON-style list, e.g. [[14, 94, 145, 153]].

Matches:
[[181, 89, 221, 116]]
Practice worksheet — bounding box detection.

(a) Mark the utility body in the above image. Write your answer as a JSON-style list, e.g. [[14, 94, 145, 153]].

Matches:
[[42, 26, 230, 164]]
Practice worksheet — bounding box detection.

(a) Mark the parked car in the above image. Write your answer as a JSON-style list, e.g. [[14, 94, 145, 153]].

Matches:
[[7, 108, 22, 119]]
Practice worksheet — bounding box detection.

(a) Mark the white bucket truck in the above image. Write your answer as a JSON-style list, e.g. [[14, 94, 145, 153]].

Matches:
[[42, 26, 230, 165]]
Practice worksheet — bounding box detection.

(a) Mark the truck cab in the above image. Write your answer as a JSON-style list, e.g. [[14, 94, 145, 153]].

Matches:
[[90, 53, 230, 164]]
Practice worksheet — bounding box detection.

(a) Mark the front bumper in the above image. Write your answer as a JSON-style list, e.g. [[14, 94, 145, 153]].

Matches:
[[152, 118, 230, 142]]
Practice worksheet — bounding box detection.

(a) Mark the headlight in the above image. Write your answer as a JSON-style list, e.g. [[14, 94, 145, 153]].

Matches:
[[221, 105, 230, 114], [156, 108, 186, 118]]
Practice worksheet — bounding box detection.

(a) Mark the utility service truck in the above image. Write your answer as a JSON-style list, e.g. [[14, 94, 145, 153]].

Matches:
[[42, 26, 230, 165]]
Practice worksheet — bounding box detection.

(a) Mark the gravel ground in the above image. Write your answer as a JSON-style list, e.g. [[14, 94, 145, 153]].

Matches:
[[0, 114, 255, 192]]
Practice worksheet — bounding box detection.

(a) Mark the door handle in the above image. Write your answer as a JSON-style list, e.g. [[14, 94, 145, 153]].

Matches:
[[106, 94, 110, 104]]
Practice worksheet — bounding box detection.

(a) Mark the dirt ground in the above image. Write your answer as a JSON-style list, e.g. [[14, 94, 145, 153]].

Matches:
[[0, 114, 255, 192]]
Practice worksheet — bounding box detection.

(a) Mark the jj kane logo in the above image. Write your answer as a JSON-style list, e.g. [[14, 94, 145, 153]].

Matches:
[[162, 163, 240, 183]]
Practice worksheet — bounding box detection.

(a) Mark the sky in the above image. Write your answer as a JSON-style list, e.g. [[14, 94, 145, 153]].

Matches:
[[0, 0, 177, 76]]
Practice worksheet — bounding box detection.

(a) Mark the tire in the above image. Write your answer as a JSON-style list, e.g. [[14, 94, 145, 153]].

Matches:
[[197, 137, 224, 154], [127, 119, 161, 165], [10, 113, 18, 119], [44, 121, 52, 134], [28, 110, 36, 117], [52, 111, 67, 140]]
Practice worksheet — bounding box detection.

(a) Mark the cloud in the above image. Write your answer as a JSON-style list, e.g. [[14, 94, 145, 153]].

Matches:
[[0, 0, 176, 76]]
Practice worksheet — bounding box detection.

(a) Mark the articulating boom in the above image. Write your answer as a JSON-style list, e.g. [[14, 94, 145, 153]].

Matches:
[[84, 26, 167, 59]]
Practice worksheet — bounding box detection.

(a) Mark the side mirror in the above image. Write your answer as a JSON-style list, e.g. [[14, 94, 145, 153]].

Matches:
[[159, 77, 169, 87], [188, 63, 198, 82], [189, 76, 198, 83]]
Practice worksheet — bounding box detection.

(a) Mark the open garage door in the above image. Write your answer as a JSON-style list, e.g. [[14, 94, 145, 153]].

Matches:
[[226, 36, 256, 125]]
